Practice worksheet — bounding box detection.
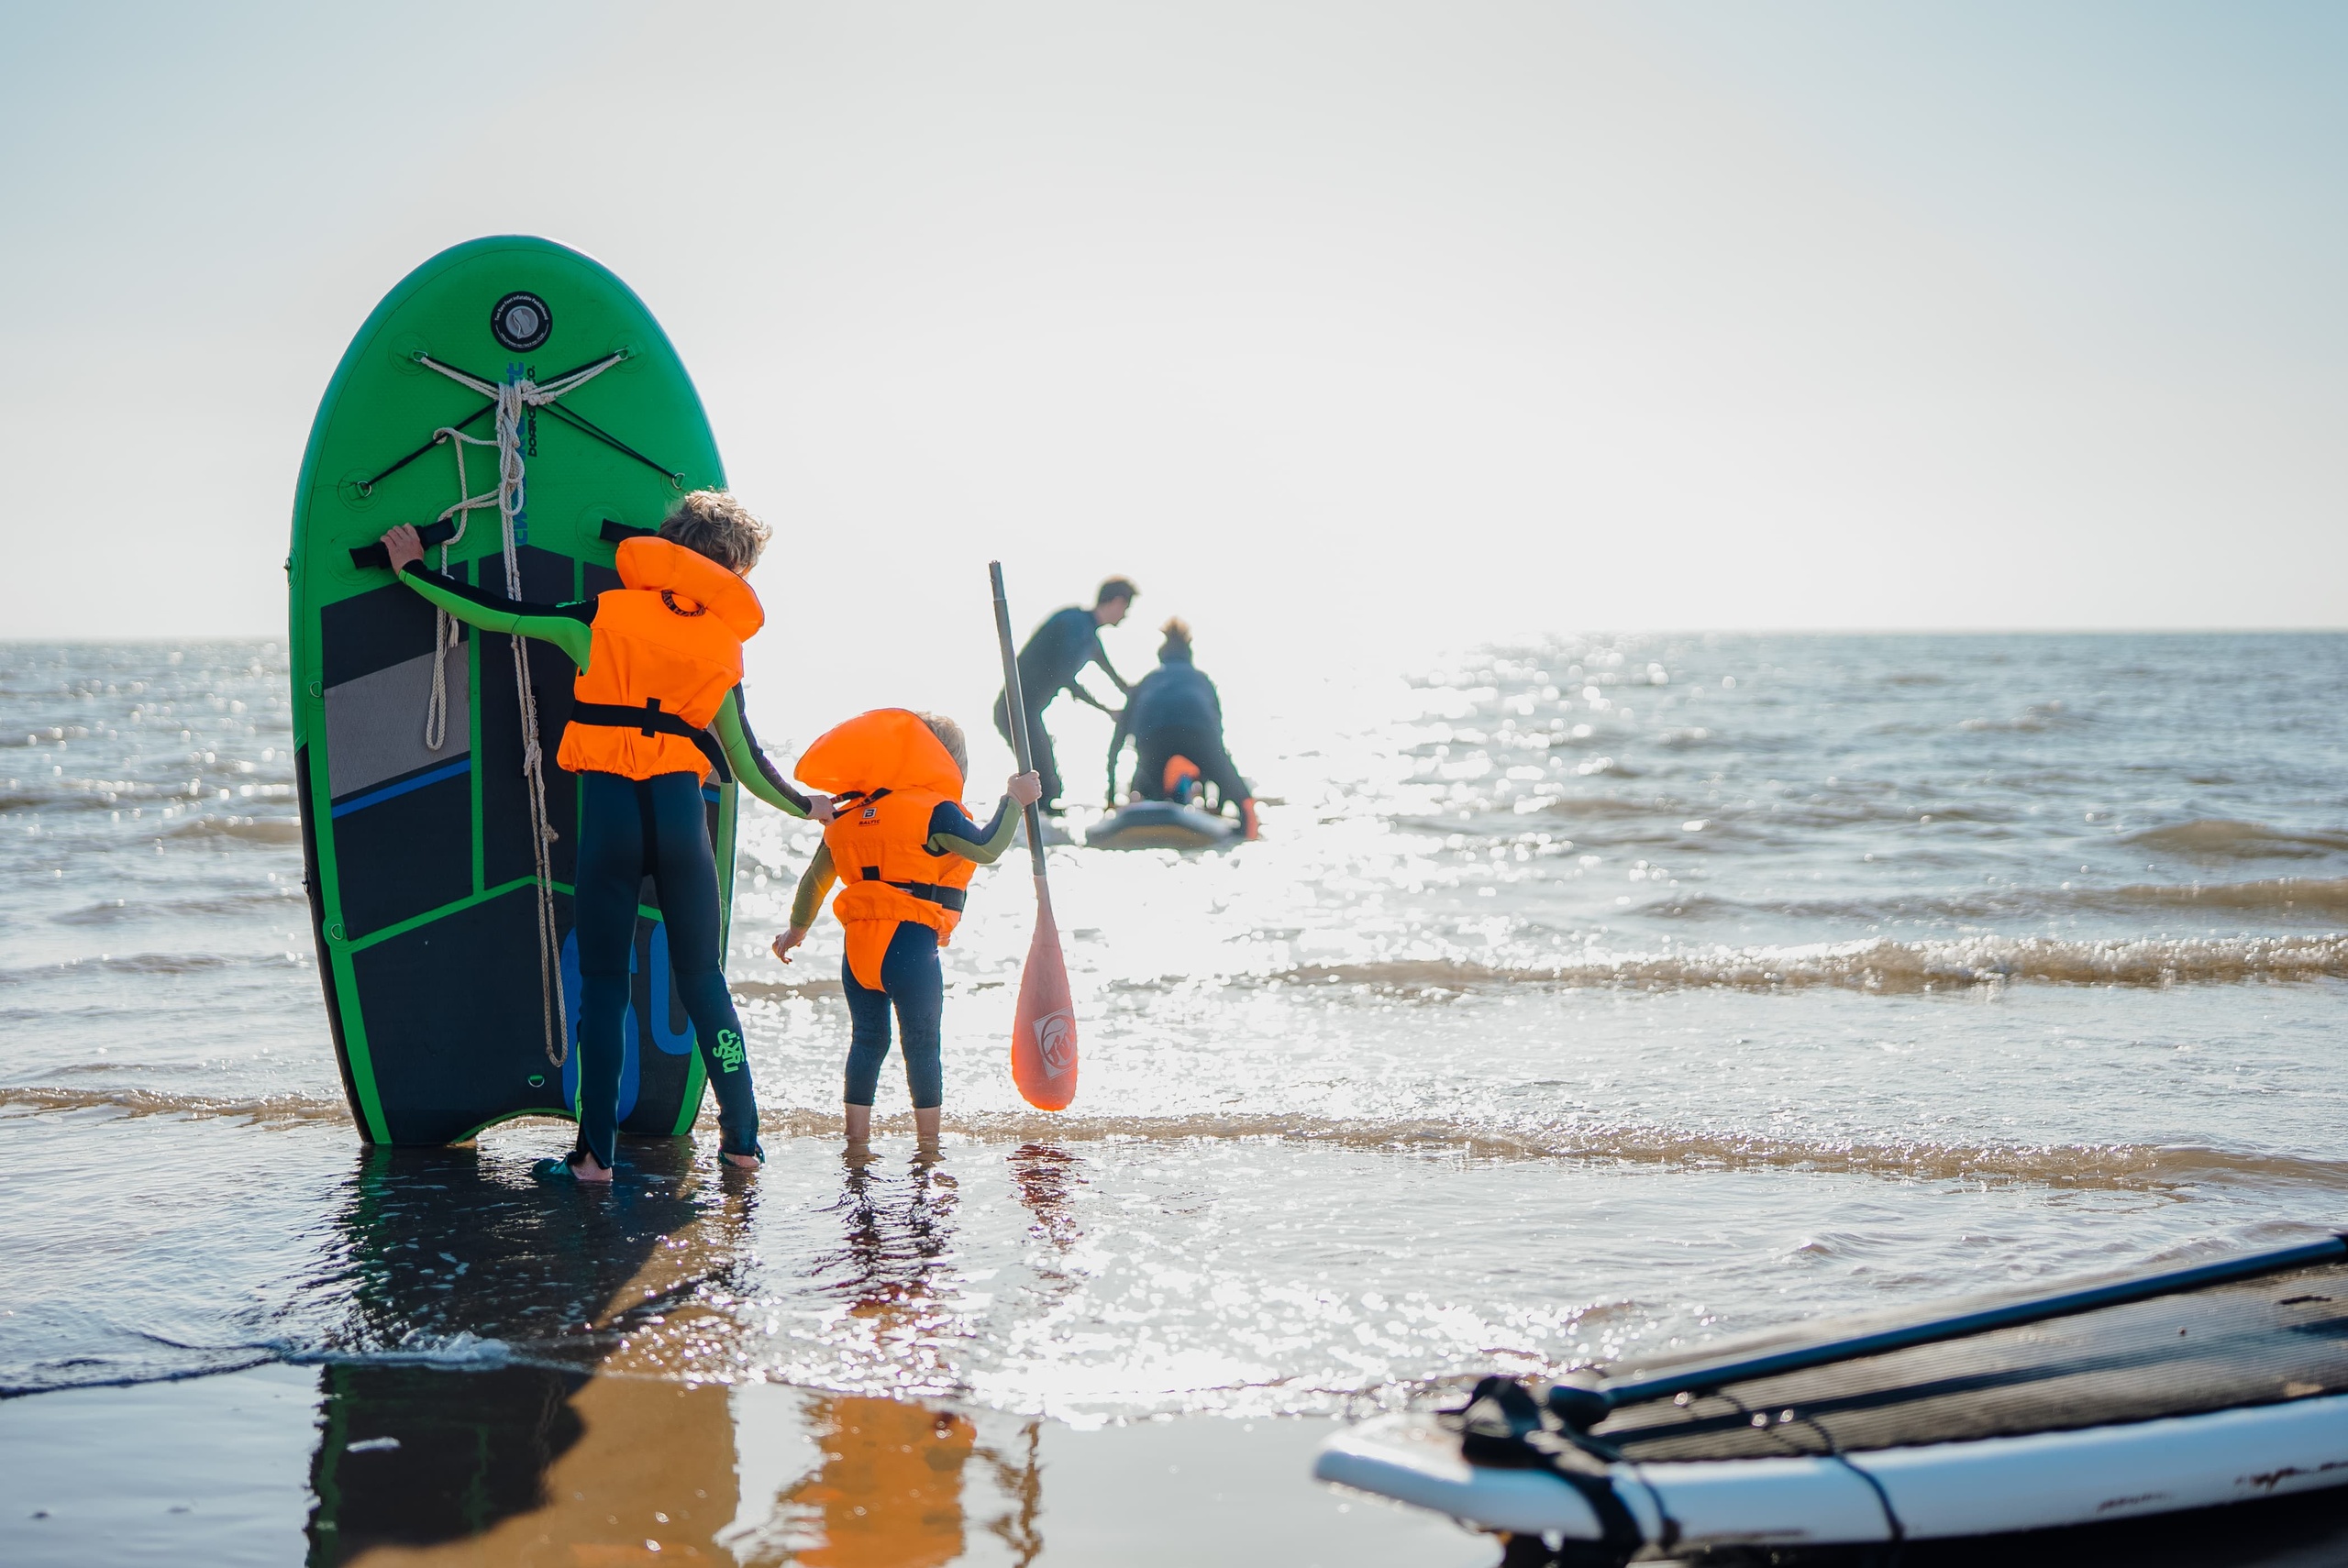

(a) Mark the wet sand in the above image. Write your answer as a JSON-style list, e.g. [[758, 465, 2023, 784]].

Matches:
[[17, 1363, 2348, 1567], [0, 1364, 1490, 1566]]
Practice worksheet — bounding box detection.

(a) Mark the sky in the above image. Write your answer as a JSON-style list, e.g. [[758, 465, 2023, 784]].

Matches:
[[2, 2, 2342, 741]]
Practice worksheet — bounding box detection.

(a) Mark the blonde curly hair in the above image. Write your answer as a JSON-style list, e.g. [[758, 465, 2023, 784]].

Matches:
[[658, 490, 771, 573]]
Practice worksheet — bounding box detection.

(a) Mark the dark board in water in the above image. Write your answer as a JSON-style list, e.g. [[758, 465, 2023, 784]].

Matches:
[[1086, 801, 1239, 851], [288, 236, 733, 1145]]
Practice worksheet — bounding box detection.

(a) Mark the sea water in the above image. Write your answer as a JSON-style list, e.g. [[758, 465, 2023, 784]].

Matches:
[[4, 634, 2346, 1554]]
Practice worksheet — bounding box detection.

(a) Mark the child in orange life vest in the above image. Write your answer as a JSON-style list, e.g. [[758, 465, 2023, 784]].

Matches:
[[770, 711, 1041, 1149], [379, 492, 834, 1184]]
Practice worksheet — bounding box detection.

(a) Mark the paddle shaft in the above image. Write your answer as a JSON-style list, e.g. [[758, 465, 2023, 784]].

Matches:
[[989, 561, 1050, 877], [1595, 1233, 2348, 1414]]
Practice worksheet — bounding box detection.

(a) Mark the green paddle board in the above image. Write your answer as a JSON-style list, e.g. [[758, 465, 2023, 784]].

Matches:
[[288, 236, 733, 1146]]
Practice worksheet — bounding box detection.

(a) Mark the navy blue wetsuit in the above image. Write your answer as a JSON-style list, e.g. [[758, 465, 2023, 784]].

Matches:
[[791, 800, 1015, 1110], [572, 771, 762, 1166], [392, 564, 815, 1171], [1109, 648, 1250, 811], [994, 606, 1126, 811]]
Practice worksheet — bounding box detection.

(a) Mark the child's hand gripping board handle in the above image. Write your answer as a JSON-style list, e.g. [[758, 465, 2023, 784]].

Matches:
[[348, 518, 459, 570]]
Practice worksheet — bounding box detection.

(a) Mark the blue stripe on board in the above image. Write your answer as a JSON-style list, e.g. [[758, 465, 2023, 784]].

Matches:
[[331, 756, 473, 818], [702, 785, 721, 802]]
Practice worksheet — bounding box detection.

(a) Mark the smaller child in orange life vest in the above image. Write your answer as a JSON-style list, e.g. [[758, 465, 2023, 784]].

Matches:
[[770, 710, 1041, 1151]]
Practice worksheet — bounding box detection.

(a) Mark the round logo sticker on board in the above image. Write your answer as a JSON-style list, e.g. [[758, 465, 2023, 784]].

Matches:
[[490, 291, 553, 351]]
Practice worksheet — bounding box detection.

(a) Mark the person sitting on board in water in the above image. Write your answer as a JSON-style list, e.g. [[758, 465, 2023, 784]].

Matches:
[[1106, 618, 1261, 840], [991, 577, 1136, 815], [770, 710, 1042, 1154], [377, 491, 832, 1184]]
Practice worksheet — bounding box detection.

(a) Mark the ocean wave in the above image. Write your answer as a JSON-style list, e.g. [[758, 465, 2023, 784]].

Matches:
[[832, 1109, 2348, 1195], [1955, 701, 2077, 734], [54, 889, 305, 926], [2113, 878, 2348, 914], [13, 1085, 2344, 1198], [161, 813, 302, 845], [1269, 933, 2348, 994], [1481, 794, 2028, 836], [0, 951, 304, 988], [733, 976, 847, 1000], [0, 1085, 346, 1126], [1650, 878, 2348, 924], [2126, 819, 2348, 861]]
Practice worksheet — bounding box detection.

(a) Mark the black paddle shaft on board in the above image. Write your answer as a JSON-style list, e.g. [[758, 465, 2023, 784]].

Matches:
[[989, 561, 1050, 878], [1558, 1233, 2348, 1428]]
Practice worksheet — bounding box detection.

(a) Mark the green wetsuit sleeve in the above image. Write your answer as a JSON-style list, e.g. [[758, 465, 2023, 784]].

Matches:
[[927, 798, 1019, 864], [393, 565, 594, 670], [714, 690, 813, 817], [790, 842, 836, 929]]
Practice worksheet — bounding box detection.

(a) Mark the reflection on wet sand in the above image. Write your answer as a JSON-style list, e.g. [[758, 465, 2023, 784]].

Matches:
[[781, 1397, 977, 1568], [814, 1152, 965, 1401], [309, 1138, 754, 1563], [306, 1140, 1078, 1565]]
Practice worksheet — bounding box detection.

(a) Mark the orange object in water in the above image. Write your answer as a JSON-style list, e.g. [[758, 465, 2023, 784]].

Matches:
[[797, 709, 977, 991], [1011, 878, 1078, 1109], [1160, 754, 1202, 802], [558, 536, 764, 780]]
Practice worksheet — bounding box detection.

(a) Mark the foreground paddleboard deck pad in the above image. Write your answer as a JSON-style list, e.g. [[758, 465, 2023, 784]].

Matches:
[[1317, 1239, 2348, 1562], [1085, 800, 1238, 850], [290, 237, 731, 1145]]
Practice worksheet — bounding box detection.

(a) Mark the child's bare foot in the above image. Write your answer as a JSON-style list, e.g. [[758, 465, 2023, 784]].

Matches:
[[722, 1150, 761, 1171]]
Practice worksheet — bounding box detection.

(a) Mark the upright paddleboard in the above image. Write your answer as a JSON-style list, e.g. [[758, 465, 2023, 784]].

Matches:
[[290, 237, 730, 1145]]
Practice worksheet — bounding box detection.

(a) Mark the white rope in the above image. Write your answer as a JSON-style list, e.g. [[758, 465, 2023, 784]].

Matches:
[[421, 439, 471, 754], [407, 349, 629, 1067]]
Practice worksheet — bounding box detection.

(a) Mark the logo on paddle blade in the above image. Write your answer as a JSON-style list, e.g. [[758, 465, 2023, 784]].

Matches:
[[1032, 1010, 1075, 1077]]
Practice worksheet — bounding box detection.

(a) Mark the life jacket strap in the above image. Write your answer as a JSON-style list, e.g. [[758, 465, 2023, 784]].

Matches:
[[856, 866, 968, 912], [568, 699, 734, 782]]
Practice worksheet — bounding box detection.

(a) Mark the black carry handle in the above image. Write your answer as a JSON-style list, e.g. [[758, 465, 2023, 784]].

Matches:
[[349, 518, 459, 570], [598, 519, 658, 545], [989, 561, 1049, 878]]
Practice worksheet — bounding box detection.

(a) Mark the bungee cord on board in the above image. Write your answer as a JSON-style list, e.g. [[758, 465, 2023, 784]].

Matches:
[[407, 349, 629, 1068]]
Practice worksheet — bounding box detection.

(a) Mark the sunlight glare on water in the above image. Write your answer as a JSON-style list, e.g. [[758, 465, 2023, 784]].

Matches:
[[5, 633, 2348, 1428]]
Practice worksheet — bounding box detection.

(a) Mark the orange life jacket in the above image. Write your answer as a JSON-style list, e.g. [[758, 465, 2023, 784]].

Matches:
[[557, 537, 764, 781], [796, 709, 980, 990]]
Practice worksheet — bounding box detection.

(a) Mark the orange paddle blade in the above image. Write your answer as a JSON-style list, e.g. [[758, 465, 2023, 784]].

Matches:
[[1010, 878, 1078, 1110]]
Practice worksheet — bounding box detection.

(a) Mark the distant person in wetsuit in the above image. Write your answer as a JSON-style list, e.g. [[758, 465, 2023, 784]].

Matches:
[[992, 578, 1136, 814], [1107, 618, 1259, 839], [378, 492, 833, 1184]]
